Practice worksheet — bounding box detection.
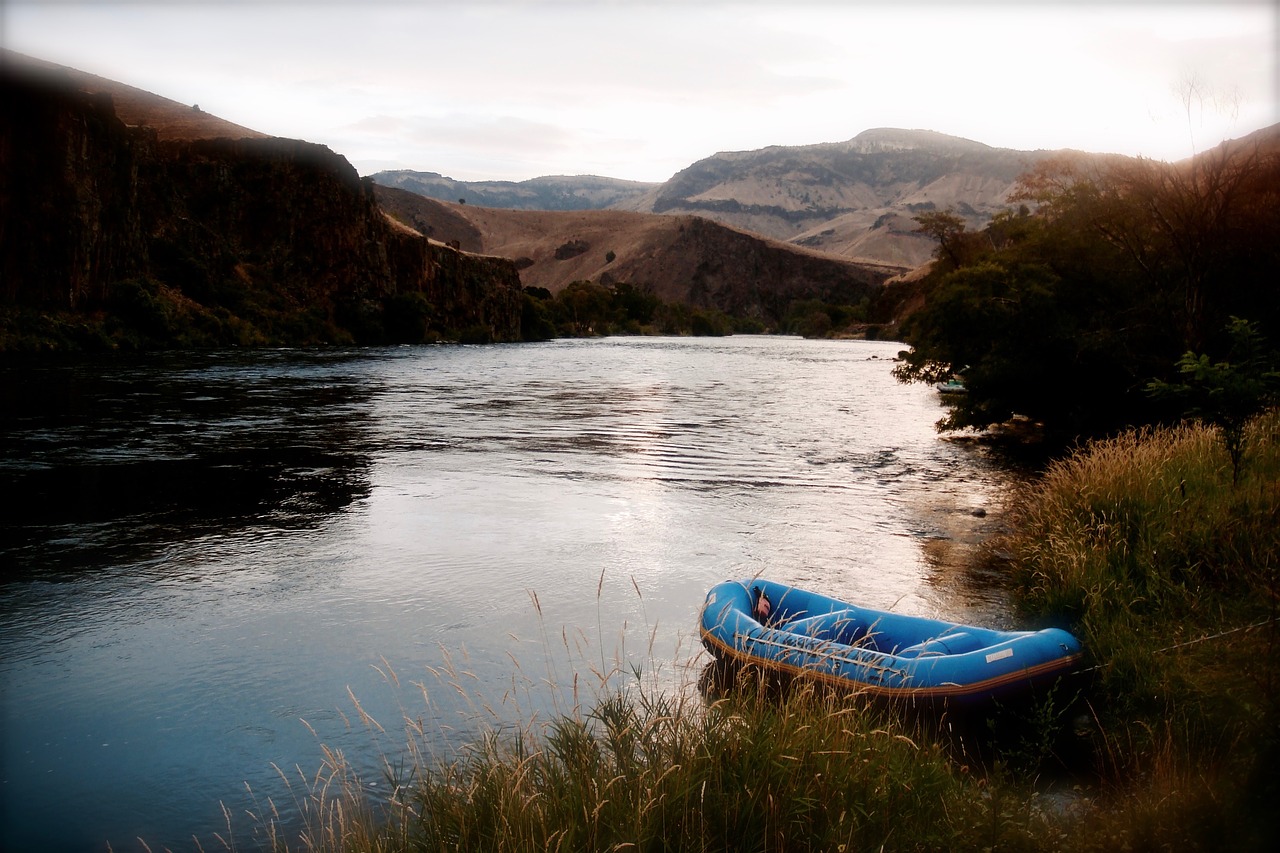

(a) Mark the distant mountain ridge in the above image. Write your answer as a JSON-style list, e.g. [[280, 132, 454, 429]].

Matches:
[[370, 171, 658, 211], [368, 128, 1069, 319], [375, 128, 1063, 269], [616, 128, 1058, 268]]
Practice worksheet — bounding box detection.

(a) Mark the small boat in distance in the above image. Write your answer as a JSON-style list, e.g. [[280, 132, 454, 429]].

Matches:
[[936, 378, 967, 395], [699, 579, 1083, 705]]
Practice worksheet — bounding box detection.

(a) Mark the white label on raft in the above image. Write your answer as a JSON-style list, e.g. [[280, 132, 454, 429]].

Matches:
[[707, 592, 716, 605], [986, 648, 1014, 663]]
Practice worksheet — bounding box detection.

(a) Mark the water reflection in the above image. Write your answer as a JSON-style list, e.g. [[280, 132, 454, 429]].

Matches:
[[1, 352, 372, 579], [0, 338, 1021, 852]]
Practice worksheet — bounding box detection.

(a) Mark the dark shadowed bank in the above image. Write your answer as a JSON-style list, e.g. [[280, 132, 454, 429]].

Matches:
[[1, 56, 524, 351]]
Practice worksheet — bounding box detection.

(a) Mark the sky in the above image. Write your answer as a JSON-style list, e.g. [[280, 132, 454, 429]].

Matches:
[[4, 1, 1276, 183]]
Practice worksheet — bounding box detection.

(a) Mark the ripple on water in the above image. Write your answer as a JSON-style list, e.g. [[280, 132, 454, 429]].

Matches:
[[0, 337, 1020, 851]]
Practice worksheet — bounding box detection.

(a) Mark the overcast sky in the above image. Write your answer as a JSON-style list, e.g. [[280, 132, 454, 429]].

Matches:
[[5, 1, 1276, 182]]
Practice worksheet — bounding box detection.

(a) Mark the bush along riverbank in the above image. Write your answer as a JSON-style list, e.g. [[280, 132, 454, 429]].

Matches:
[[1003, 409, 1280, 851], [238, 413, 1279, 852]]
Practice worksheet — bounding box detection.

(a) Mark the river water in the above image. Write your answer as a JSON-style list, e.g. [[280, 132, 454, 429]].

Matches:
[[1, 336, 1020, 851]]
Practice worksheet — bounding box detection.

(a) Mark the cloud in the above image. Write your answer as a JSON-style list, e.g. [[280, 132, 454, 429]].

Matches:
[[6, 1, 1276, 180]]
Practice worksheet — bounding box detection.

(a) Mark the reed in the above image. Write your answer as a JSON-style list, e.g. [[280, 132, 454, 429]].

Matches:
[[233, 632, 1074, 852], [226, 412, 1280, 851]]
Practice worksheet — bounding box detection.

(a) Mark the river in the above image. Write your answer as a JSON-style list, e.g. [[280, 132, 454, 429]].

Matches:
[[1, 336, 1020, 851]]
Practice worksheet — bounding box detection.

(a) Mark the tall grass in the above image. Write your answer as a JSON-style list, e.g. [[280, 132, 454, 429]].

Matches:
[[1010, 413, 1279, 627], [248, 669, 1070, 853], [1002, 410, 1280, 850], [226, 610, 1077, 853], [410, 679, 1013, 853], [220, 413, 1280, 852]]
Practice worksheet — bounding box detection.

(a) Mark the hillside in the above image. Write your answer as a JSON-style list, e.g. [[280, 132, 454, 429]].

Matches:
[[614, 128, 1057, 268], [371, 171, 658, 211], [0, 52, 524, 349], [376, 128, 1065, 270], [374, 189, 905, 325], [6, 52, 271, 142]]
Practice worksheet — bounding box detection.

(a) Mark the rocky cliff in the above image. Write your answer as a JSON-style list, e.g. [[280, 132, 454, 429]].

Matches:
[[0, 55, 524, 350]]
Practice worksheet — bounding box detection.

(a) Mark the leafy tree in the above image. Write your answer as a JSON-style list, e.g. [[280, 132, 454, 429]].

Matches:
[[383, 291, 436, 343], [557, 280, 615, 335], [894, 260, 1102, 434], [897, 138, 1280, 444], [691, 309, 732, 337], [611, 282, 659, 327], [1149, 317, 1280, 483], [1015, 144, 1280, 352], [912, 209, 967, 268], [781, 298, 869, 338], [520, 291, 557, 342], [654, 302, 691, 335], [912, 208, 989, 271]]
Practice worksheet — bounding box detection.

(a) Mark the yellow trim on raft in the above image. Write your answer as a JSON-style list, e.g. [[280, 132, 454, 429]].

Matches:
[[700, 625, 1083, 701]]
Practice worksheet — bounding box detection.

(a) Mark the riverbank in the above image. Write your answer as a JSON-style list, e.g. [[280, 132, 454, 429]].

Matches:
[[237, 412, 1280, 851], [1002, 409, 1280, 850]]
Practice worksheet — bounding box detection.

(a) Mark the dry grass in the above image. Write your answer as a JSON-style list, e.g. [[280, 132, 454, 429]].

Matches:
[[200, 413, 1280, 851], [1001, 410, 1280, 850]]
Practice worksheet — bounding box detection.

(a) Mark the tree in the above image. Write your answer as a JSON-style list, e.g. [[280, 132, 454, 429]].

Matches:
[[894, 260, 1099, 434], [1149, 317, 1280, 483], [556, 280, 616, 336], [896, 137, 1280, 445], [1015, 141, 1280, 352], [912, 209, 969, 269]]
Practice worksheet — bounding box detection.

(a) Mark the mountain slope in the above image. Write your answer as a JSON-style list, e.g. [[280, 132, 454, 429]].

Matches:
[[615, 128, 1056, 268], [1, 51, 523, 349], [374, 189, 904, 324], [370, 170, 659, 211], [6, 51, 270, 142]]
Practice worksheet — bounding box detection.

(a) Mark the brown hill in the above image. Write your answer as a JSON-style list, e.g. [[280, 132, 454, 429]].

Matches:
[[374, 189, 907, 323], [1, 51, 523, 349], [374, 186, 485, 250], [4, 51, 269, 142]]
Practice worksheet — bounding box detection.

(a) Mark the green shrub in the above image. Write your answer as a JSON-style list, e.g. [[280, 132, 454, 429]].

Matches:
[[1002, 412, 1280, 843]]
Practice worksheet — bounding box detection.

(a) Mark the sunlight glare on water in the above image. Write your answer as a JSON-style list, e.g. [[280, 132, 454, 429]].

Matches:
[[0, 336, 1019, 851]]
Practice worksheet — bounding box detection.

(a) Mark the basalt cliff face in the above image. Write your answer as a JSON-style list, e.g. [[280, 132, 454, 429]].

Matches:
[[0, 56, 523, 350]]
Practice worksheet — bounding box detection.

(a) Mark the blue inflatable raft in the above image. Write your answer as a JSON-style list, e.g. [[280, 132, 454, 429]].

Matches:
[[699, 579, 1083, 704]]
